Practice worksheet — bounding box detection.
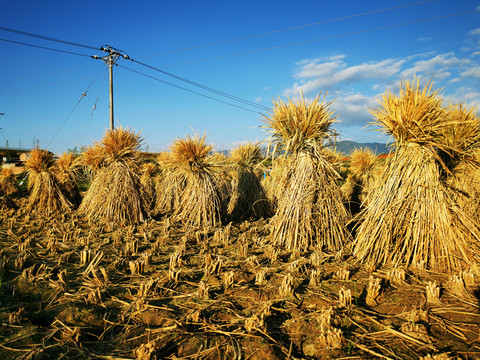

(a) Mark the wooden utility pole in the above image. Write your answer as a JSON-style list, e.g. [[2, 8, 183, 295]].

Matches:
[[92, 46, 129, 130]]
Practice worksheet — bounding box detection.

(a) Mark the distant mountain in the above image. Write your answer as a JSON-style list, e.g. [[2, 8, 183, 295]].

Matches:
[[214, 140, 391, 156], [334, 140, 390, 155]]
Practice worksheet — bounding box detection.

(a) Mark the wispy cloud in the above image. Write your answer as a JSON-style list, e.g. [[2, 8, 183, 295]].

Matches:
[[417, 37, 431, 42], [283, 50, 480, 129]]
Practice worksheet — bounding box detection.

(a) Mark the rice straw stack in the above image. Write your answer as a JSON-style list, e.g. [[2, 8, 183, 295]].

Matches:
[[79, 127, 147, 226], [164, 133, 222, 230], [341, 148, 378, 214], [263, 93, 350, 252], [442, 103, 480, 221], [25, 148, 72, 214], [227, 142, 272, 221], [353, 79, 480, 271], [54, 152, 81, 205]]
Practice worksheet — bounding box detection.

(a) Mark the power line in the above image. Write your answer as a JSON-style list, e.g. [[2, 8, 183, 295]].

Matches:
[[81, 66, 108, 144], [0, 65, 95, 83], [131, 59, 270, 111], [118, 65, 262, 114], [0, 77, 96, 93], [160, 10, 476, 67], [0, 25, 98, 50], [46, 65, 105, 149], [140, 0, 435, 58], [0, 37, 91, 57]]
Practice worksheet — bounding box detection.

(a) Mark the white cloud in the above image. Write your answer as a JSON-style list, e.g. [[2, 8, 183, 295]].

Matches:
[[444, 87, 480, 108], [332, 92, 379, 127], [400, 53, 470, 80], [417, 37, 431, 42], [282, 48, 480, 128], [255, 96, 263, 102], [468, 28, 480, 36], [285, 58, 405, 97], [461, 66, 480, 78]]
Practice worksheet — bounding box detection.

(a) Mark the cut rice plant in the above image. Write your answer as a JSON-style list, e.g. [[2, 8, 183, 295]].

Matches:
[[353, 78, 480, 271], [227, 142, 272, 221], [25, 148, 72, 214], [163, 133, 222, 230], [78, 127, 147, 226], [262, 93, 350, 252]]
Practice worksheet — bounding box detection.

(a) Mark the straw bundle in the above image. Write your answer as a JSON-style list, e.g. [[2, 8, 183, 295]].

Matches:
[[153, 152, 185, 216], [25, 148, 72, 214], [53, 152, 81, 204], [261, 156, 292, 206], [140, 162, 158, 210], [353, 79, 480, 271], [263, 93, 350, 252], [0, 167, 18, 195], [442, 103, 480, 220], [164, 133, 222, 230], [227, 143, 272, 221], [78, 127, 147, 226], [341, 148, 378, 214]]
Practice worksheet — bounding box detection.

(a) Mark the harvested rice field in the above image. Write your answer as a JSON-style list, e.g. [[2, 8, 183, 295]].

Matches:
[[1, 79, 480, 359], [0, 210, 479, 359]]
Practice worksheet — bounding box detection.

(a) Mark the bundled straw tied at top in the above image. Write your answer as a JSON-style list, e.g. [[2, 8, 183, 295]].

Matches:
[[353, 78, 480, 271], [263, 93, 350, 252], [25, 148, 72, 214], [163, 133, 222, 230], [79, 127, 147, 226], [227, 142, 272, 221]]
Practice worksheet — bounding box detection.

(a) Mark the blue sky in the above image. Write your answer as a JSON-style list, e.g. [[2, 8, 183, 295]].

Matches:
[[1, 0, 479, 154]]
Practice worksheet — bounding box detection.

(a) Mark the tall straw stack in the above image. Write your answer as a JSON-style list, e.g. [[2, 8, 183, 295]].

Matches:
[[263, 93, 350, 252], [78, 127, 147, 226], [25, 148, 72, 214], [353, 79, 480, 271], [227, 142, 272, 221], [163, 133, 222, 230]]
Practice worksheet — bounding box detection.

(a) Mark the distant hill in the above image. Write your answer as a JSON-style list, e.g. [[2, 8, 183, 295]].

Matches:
[[334, 140, 390, 155], [215, 140, 391, 156]]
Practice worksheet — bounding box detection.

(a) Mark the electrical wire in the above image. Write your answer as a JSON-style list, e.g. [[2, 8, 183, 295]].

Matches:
[[131, 59, 270, 111], [46, 65, 105, 149], [161, 10, 476, 67], [118, 65, 262, 114], [81, 65, 108, 144], [0, 77, 97, 93], [0, 25, 98, 50], [141, 0, 435, 58], [0, 65, 95, 83], [0, 37, 91, 57]]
